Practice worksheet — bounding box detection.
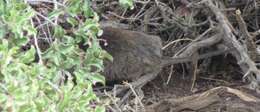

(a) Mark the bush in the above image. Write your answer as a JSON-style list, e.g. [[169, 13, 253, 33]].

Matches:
[[0, 0, 111, 111]]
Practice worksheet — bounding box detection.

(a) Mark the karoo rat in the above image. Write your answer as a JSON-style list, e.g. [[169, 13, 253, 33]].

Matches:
[[100, 27, 192, 82]]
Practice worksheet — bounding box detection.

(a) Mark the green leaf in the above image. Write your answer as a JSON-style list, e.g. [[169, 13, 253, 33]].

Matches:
[[54, 26, 65, 38], [27, 26, 37, 36], [88, 73, 105, 85], [13, 37, 29, 47], [53, 55, 60, 66], [0, 39, 9, 51], [0, 93, 7, 103], [66, 17, 78, 27], [0, 24, 6, 39], [97, 29, 103, 36], [119, 0, 134, 10], [48, 10, 63, 19], [75, 35, 83, 43], [101, 50, 113, 61], [95, 106, 105, 112], [84, 19, 100, 33], [19, 46, 36, 64], [58, 90, 70, 111], [82, 1, 94, 17], [88, 62, 103, 72], [67, 1, 81, 14], [59, 45, 74, 54], [62, 57, 76, 69], [84, 83, 96, 100]]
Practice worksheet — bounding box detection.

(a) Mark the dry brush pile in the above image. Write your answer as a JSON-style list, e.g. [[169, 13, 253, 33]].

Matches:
[[93, 0, 260, 89], [92, 0, 260, 111]]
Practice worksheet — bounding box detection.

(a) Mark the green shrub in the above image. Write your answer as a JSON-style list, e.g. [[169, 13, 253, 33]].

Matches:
[[0, 0, 111, 111]]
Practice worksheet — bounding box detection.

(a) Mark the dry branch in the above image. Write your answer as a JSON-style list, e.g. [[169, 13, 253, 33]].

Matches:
[[146, 86, 260, 112], [205, 0, 260, 89]]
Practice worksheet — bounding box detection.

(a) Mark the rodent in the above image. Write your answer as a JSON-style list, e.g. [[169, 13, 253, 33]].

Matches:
[[100, 27, 191, 82]]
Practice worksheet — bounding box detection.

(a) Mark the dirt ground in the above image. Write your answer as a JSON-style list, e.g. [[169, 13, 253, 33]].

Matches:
[[141, 57, 260, 112], [102, 55, 260, 112]]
